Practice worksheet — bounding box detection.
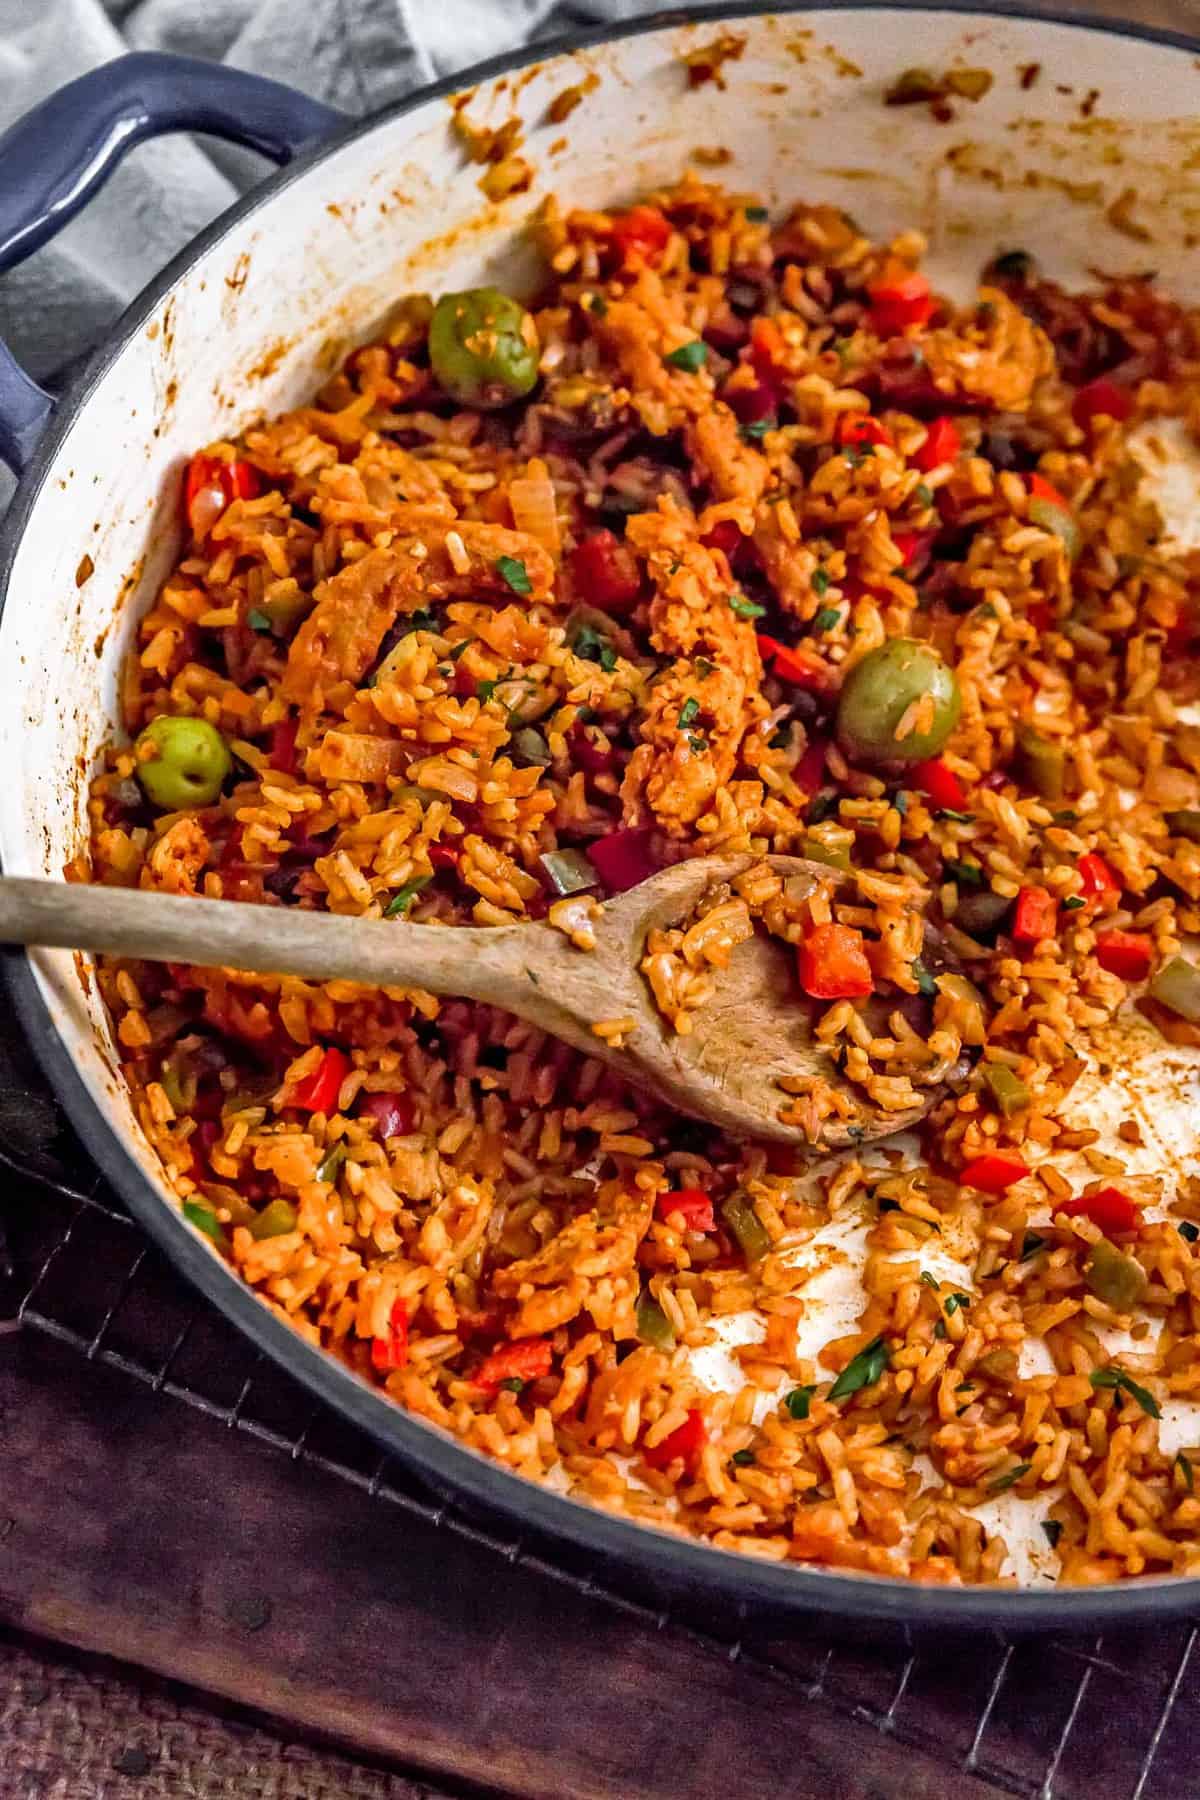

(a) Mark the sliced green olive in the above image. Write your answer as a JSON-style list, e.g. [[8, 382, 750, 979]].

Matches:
[[539, 849, 598, 896], [1085, 1237, 1145, 1310], [428, 288, 540, 408], [249, 1198, 299, 1240], [134, 714, 232, 810], [982, 1063, 1030, 1117], [1148, 955, 1200, 1023], [722, 1194, 771, 1262], [636, 1294, 676, 1349], [835, 639, 961, 766], [1016, 724, 1066, 802]]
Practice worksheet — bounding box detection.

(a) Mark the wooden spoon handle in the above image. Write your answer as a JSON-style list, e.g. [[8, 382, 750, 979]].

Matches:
[[0, 877, 550, 1005]]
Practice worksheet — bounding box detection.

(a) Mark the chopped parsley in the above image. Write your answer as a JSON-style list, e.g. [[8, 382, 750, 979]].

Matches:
[[786, 1385, 814, 1420], [730, 593, 765, 619], [588, 293, 608, 317], [1090, 1366, 1160, 1419], [827, 1336, 889, 1402], [811, 566, 831, 598], [572, 624, 618, 671], [844, 443, 875, 467], [1179, 1221, 1199, 1243], [498, 1377, 527, 1394], [944, 859, 985, 888], [912, 960, 938, 998], [1062, 895, 1086, 911], [384, 873, 434, 918], [1041, 1519, 1063, 1548], [495, 555, 532, 595], [664, 340, 707, 373], [937, 808, 975, 824], [744, 204, 769, 222], [694, 655, 716, 677], [944, 1292, 971, 1316], [1021, 1231, 1047, 1260], [730, 1448, 756, 1466], [678, 696, 701, 729], [920, 1270, 941, 1291], [813, 607, 840, 634], [740, 417, 776, 441], [989, 1462, 1032, 1492], [687, 734, 708, 755], [914, 483, 934, 507], [1176, 1451, 1195, 1492], [933, 1319, 948, 1340], [247, 608, 272, 634], [448, 639, 472, 661], [893, 790, 910, 816], [476, 677, 497, 704]]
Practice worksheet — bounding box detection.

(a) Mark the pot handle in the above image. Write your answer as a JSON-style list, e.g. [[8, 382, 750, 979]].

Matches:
[[0, 51, 348, 477]]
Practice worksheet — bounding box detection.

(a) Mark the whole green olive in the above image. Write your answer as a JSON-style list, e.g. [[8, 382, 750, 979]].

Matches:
[[428, 287, 540, 408], [134, 715, 232, 810], [835, 638, 961, 765]]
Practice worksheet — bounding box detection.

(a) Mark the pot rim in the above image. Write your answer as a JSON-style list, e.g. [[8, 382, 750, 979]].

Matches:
[[6, 0, 1200, 1629]]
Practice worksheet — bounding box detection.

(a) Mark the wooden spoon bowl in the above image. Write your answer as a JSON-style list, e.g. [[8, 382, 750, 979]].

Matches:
[[0, 855, 943, 1148]]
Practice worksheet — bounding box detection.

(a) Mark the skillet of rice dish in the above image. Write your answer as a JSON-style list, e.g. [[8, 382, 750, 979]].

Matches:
[[78, 177, 1200, 1587]]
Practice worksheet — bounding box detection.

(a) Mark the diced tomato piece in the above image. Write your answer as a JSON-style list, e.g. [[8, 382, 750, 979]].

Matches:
[[1012, 886, 1058, 946], [657, 1188, 716, 1233], [891, 529, 934, 577], [796, 735, 829, 794], [757, 634, 831, 691], [269, 716, 298, 774], [570, 529, 642, 614], [644, 1407, 708, 1473], [1027, 601, 1053, 634], [1072, 379, 1133, 431], [724, 378, 777, 424], [799, 922, 874, 1000], [371, 1299, 410, 1372], [610, 204, 671, 269], [1077, 852, 1120, 908], [184, 452, 260, 537], [1027, 472, 1070, 512], [428, 842, 459, 872], [702, 519, 742, 558], [913, 416, 961, 472], [359, 1090, 415, 1139], [868, 261, 934, 336], [836, 413, 892, 450], [587, 827, 658, 893], [1060, 1186, 1142, 1234], [959, 1153, 1030, 1194], [1095, 929, 1154, 981], [914, 757, 967, 811], [475, 1338, 554, 1391], [292, 1046, 350, 1113]]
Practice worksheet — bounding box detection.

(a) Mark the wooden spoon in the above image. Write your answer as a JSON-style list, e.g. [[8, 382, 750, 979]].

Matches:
[[0, 856, 940, 1148]]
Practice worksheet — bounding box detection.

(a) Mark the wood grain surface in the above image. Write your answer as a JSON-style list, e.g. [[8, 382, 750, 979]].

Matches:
[[0, 1331, 1010, 1800]]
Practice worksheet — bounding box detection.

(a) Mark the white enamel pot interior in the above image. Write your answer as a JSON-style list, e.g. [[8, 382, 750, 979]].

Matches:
[[5, 4, 1200, 1628]]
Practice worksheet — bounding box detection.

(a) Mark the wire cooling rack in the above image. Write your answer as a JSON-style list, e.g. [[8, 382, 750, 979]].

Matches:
[[0, 1010, 1196, 1800]]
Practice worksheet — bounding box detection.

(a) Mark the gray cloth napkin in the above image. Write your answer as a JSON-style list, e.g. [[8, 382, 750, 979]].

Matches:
[[0, 0, 648, 465]]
